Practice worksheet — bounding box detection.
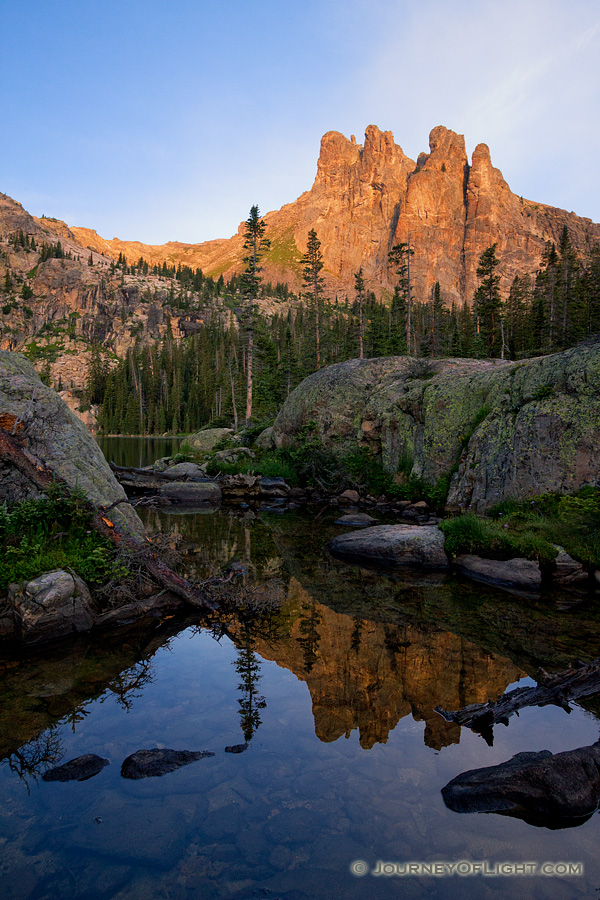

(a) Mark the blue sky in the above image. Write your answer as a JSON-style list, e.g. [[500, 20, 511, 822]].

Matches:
[[2, 0, 599, 244]]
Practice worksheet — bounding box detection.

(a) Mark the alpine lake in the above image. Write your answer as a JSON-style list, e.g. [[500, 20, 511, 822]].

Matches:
[[1, 437, 600, 900]]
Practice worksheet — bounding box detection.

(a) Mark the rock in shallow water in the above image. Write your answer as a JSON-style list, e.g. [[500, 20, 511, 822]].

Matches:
[[454, 554, 541, 590], [442, 743, 600, 828], [335, 512, 378, 527], [328, 524, 449, 570], [42, 754, 109, 782], [157, 481, 221, 504], [120, 748, 215, 779]]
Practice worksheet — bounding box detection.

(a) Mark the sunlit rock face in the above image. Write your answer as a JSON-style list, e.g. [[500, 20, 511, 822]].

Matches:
[[67, 125, 600, 303]]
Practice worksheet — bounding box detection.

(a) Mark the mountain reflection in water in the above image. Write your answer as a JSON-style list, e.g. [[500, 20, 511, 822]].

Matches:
[[2, 506, 600, 900]]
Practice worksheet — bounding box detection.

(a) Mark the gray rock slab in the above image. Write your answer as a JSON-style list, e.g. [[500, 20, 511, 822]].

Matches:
[[163, 461, 207, 481], [454, 554, 541, 590], [157, 481, 221, 504], [328, 524, 449, 569], [0, 350, 145, 540]]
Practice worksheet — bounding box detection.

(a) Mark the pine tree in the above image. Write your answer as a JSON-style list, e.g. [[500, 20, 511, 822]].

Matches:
[[472, 244, 502, 356], [300, 230, 325, 368], [388, 241, 414, 354], [240, 205, 270, 425], [354, 267, 366, 359]]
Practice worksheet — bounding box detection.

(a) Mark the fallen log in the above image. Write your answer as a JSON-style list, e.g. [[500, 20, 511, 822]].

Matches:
[[435, 658, 600, 745], [0, 427, 214, 611]]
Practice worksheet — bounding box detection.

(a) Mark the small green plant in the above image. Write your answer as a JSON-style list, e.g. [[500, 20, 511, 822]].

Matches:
[[532, 384, 554, 401], [0, 484, 128, 590]]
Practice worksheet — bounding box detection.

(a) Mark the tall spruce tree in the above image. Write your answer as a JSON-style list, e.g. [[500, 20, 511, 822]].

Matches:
[[300, 229, 325, 369], [240, 205, 270, 424], [472, 244, 502, 356], [388, 241, 414, 354], [354, 267, 366, 359]]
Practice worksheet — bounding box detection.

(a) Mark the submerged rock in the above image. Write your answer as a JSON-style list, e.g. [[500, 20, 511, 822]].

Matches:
[[121, 748, 215, 779], [442, 743, 600, 828], [10, 569, 96, 644], [43, 754, 109, 782], [335, 512, 378, 527], [454, 554, 541, 591], [328, 524, 449, 569]]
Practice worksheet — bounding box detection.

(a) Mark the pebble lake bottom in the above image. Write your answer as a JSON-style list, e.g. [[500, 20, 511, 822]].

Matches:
[[2, 501, 600, 900]]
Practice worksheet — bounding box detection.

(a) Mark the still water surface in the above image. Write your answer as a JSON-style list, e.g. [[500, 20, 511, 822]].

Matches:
[[2, 442, 600, 899]]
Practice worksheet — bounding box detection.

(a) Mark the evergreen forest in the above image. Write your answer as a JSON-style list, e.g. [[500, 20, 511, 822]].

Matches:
[[83, 224, 600, 435]]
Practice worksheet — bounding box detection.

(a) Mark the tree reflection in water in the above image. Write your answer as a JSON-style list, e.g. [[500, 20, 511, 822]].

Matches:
[[296, 600, 322, 674], [234, 627, 267, 743], [4, 726, 64, 791], [103, 659, 156, 711]]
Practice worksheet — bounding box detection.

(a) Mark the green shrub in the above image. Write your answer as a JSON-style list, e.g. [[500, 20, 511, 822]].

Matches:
[[488, 487, 600, 566], [440, 512, 557, 563], [0, 485, 128, 590]]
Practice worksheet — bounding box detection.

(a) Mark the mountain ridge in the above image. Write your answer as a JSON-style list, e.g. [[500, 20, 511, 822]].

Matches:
[[68, 124, 600, 303]]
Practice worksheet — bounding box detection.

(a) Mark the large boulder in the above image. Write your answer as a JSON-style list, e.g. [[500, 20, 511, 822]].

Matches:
[[10, 569, 96, 644], [0, 351, 144, 539], [328, 524, 449, 570], [186, 427, 233, 453], [273, 346, 600, 513], [442, 743, 600, 828]]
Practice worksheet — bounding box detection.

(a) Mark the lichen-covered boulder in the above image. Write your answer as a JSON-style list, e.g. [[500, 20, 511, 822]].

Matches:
[[0, 351, 144, 540], [10, 569, 96, 644], [186, 427, 233, 453], [273, 345, 600, 512], [255, 425, 276, 450]]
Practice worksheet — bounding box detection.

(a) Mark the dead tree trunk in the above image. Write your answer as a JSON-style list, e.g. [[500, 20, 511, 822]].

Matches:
[[436, 658, 600, 745]]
